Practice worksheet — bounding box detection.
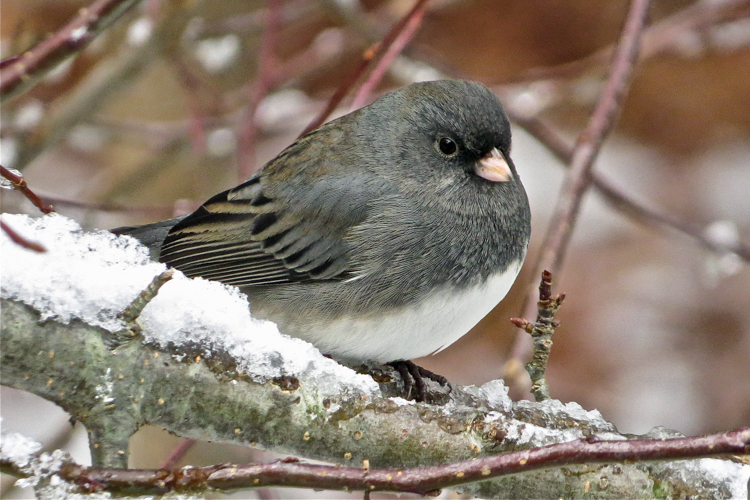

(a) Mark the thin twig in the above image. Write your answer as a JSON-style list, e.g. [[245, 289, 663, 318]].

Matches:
[[505, 110, 750, 262], [299, 0, 433, 136], [1, 165, 55, 214], [510, 0, 750, 84], [0, 219, 47, 253], [349, 0, 430, 110], [0, 0, 144, 100], [7, 428, 745, 495], [509, 0, 652, 388], [159, 438, 196, 470], [118, 269, 174, 325], [510, 271, 565, 402]]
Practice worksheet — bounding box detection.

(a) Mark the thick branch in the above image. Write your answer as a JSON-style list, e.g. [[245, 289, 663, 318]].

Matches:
[[2, 295, 748, 498], [2, 217, 747, 498]]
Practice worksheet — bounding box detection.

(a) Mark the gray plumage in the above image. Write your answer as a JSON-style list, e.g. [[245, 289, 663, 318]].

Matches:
[[113, 80, 531, 362]]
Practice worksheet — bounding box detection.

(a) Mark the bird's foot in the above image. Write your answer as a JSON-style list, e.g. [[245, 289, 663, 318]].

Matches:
[[388, 360, 450, 403]]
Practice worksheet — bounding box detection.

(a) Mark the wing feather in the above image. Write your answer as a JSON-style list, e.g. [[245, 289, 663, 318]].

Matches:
[[159, 140, 376, 287]]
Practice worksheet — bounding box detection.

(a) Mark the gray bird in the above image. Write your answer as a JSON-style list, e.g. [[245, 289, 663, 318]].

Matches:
[[114, 80, 531, 397]]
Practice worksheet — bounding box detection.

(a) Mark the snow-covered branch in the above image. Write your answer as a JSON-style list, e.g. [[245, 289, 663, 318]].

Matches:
[[2, 214, 748, 498]]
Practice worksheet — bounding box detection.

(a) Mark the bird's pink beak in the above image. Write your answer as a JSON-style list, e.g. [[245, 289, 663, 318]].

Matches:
[[474, 148, 512, 182]]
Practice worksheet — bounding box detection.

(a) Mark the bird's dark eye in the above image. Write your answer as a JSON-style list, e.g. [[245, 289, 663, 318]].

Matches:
[[437, 137, 458, 156]]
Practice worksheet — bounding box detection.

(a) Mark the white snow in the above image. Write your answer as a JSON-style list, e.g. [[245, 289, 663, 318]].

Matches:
[[388, 397, 414, 407], [465, 379, 513, 413], [693, 457, 750, 500], [126, 17, 153, 47], [0, 432, 42, 468], [194, 34, 240, 73], [0, 214, 378, 397]]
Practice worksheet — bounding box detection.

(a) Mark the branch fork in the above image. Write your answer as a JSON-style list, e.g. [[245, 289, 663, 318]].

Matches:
[[511, 270, 565, 402]]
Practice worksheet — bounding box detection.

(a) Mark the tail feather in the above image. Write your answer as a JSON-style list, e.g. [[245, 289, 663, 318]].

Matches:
[[111, 216, 186, 260]]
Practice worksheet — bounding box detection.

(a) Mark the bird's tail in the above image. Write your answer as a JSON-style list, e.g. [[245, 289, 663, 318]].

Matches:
[[111, 216, 186, 260]]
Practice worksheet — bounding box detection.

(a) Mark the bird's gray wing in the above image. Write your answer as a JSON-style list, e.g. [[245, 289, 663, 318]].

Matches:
[[159, 132, 376, 287]]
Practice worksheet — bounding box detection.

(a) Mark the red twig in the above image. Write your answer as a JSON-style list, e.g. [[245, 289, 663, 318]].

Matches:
[[1, 165, 55, 214], [159, 439, 196, 470], [530, 0, 650, 286], [515, 0, 651, 355], [510, 0, 750, 84], [34, 428, 750, 495], [299, 0, 433, 136], [0, 0, 143, 100], [237, 0, 283, 181], [349, 1, 429, 110], [505, 110, 750, 262], [298, 55, 372, 137], [0, 219, 46, 253]]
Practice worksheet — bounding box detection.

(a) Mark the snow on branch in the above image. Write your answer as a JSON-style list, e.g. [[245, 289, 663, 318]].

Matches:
[[1, 214, 748, 498]]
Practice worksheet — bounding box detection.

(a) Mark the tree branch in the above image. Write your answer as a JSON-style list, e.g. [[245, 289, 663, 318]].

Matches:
[[12, 0, 205, 172], [300, 0, 433, 136], [349, 0, 431, 110], [1, 165, 55, 214], [511, 271, 565, 402], [505, 110, 750, 262], [511, 0, 750, 84], [508, 0, 652, 382], [527, 0, 651, 297], [3, 429, 748, 496], [1, 216, 748, 498], [0, 219, 46, 253], [0, 0, 143, 100]]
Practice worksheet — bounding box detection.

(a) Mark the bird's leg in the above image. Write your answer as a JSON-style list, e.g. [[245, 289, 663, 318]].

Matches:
[[388, 360, 449, 402]]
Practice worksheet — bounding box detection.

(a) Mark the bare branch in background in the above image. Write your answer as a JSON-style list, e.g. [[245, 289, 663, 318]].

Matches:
[[506, 0, 651, 389], [0, 0, 144, 100], [11, 0, 205, 172], [512, 0, 750, 84], [504, 111, 750, 262], [1, 165, 55, 214], [526, 0, 651, 296], [349, 0, 431, 109], [301, 0, 433, 135], [158, 438, 196, 470], [0, 219, 47, 252]]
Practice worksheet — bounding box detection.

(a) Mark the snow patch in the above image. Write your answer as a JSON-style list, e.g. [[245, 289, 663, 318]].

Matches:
[[1, 214, 378, 397]]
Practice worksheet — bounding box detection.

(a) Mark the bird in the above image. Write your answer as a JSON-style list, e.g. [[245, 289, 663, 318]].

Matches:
[[113, 79, 531, 400]]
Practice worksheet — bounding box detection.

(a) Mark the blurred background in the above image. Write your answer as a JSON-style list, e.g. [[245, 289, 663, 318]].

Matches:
[[2, 0, 749, 498]]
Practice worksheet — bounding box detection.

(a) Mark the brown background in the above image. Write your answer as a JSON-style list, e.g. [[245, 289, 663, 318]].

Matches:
[[2, 1, 749, 498]]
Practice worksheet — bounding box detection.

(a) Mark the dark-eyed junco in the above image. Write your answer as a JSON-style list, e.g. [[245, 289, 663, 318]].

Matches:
[[115, 80, 531, 394]]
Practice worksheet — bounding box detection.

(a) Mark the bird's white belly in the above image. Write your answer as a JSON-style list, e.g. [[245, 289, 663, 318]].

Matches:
[[302, 260, 523, 362]]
